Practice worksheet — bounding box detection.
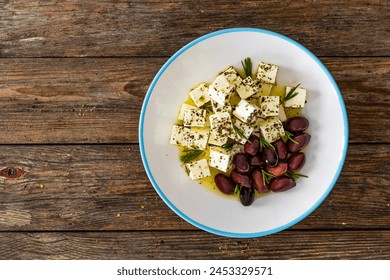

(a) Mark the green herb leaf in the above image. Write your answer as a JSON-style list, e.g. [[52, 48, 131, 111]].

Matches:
[[233, 125, 251, 143], [241, 57, 253, 78], [234, 184, 241, 196], [261, 169, 276, 185], [285, 131, 298, 144], [284, 83, 301, 102], [221, 142, 234, 151], [260, 137, 274, 151], [287, 171, 308, 180], [202, 102, 213, 113], [180, 149, 203, 163]]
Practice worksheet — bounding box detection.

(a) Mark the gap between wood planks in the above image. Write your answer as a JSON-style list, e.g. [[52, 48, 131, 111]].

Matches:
[[1, 55, 390, 59]]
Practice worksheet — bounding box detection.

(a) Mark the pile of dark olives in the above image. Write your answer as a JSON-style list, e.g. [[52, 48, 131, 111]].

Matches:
[[214, 116, 311, 207]]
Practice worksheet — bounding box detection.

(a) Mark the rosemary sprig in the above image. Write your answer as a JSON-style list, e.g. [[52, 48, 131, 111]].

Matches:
[[261, 169, 276, 185], [284, 84, 301, 102], [285, 131, 298, 144], [241, 57, 253, 78], [287, 171, 308, 180], [180, 149, 203, 163], [260, 137, 275, 150], [234, 184, 241, 196], [202, 102, 213, 113], [221, 142, 234, 151], [233, 125, 251, 143]]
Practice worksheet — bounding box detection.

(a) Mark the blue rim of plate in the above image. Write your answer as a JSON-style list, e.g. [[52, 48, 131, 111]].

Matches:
[[139, 27, 349, 238]]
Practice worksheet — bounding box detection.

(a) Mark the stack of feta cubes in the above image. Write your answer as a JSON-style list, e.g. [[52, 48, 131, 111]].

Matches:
[[170, 62, 307, 181]]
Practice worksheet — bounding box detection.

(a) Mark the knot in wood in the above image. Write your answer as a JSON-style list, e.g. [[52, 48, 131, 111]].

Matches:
[[0, 167, 26, 179], [7, 167, 17, 177]]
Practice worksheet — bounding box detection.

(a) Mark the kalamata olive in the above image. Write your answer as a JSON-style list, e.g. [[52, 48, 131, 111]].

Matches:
[[266, 162, 288, 177], [262, 146, 278, 167], [287, 133, 311, 153], [244, 135, 260, 156], [273, 139, 287, 161], [230, 169, 251, 188], [250, 154, 264, 167], [285, 117, 309, 132], [270, 177, 296, 192], [251, 169, 269, 193], [233, 153, 250, 174], [239, 187, 255, 206], [288, 152, 306, 172], [214, 174, 235, 195]]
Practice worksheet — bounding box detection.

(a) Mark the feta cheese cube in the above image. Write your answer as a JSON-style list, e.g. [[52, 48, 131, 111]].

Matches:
[[209, 145, 240, 173], [260, 96, 280, 117], [258, 117, 285, 143], [170, 125, 191, 147], [230, 118, 254, 145], [208, 66, 242, 106], [208, 132, 228, 146], [178, 103, 197, 120], [256, 62, 279, 84], [185, 159, 211, 180], [236, 76, 259, 100], [170, 125, 209, 150], [208, 80, 232, 106], [284, 86, 307, 108], [211, 99, 232, 114], [188, 128, 209, 150], [278, 104, 287, 122], [183, 108, 206, 127], [189, 83, 210, 107], [209, 112, 234, 142], [223, 66, 243, 87], [232, 99, 259, 125]]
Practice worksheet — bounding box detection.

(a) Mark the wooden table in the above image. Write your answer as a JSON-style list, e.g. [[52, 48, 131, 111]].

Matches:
[[0, 0, 389, 260]]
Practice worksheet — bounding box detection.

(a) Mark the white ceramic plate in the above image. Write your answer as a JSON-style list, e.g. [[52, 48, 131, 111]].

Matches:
[[139, 28, 348, 238]]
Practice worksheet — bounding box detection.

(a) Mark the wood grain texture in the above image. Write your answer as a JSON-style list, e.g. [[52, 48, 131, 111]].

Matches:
[[0, 144, 388, 231], [0, 230, 388, 260], [0, 58, 146, 144], [0, 57, 389, 144], [0, 0, 389, 261], [0, 0, 389, 57]]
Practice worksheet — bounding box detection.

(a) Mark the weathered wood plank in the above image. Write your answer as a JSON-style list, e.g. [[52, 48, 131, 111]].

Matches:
[[0, 144, 388, 231], [324, 58, 390, 143], [0, 58, 146, 144], [0, 1, 389, 57], [0, 230, 388, 259], [0, 57, 389, 144]]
